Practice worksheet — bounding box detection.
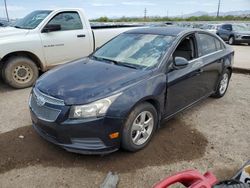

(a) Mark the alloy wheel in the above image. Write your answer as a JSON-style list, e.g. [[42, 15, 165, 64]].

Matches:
[[228, 37, 234, 45], [131, 111, 154, 146], [219, 73, 229, 95]]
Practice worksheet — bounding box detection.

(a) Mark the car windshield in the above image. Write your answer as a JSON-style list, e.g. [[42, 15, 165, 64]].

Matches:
[[232, 24, 249, 32], [14, 10, 52, 29], [92, 33, 175, 70], [207, 25, 218, 30]]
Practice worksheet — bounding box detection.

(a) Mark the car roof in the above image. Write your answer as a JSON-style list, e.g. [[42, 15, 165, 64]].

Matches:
[[125, 26, 195, 36]]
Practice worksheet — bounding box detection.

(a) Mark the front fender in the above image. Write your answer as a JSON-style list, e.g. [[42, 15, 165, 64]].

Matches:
[[107, 73, 167, 119]]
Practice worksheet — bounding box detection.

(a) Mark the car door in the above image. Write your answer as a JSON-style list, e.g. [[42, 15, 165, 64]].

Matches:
[[196, 32, 224, 94], [165, 34, 207, 117], [40, 11, 93, 67]]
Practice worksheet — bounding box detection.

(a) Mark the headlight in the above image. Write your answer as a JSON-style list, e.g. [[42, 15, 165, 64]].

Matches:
[[69, 93, 121, 119], [236, 34, 242, 38]]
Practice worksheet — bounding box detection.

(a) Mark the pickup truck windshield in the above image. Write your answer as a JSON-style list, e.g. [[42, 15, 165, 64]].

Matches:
[[93, 33, 175, 69], [14, 10, 52, 29]]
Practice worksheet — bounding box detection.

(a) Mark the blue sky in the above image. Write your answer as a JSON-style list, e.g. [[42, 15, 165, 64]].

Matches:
[[0, 0, 250, 19]]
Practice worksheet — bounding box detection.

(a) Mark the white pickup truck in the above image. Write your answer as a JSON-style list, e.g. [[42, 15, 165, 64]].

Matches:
[[0, 8, 138, 88]]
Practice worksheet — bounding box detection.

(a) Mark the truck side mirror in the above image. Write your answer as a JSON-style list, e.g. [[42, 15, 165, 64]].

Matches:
[[42, 24, 61, 33]]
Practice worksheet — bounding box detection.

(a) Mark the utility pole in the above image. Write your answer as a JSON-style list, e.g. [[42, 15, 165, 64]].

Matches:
[[4, 0, 10, 22], [144, 8, 147, 21], [217, 0, 221, 17]]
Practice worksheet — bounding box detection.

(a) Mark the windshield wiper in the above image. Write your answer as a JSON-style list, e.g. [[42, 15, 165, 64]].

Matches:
[[91, 55, 115, 63], [115, 62, 139, 69], [14, 25, 32, 29], [91, 55, 138, 69]]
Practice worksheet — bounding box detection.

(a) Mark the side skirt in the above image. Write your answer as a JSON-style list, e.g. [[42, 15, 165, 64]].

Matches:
[[160, 92, 214, 125]]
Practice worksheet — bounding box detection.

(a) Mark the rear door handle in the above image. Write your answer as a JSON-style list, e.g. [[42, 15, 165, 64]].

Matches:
[[77, 34, 86, 38]]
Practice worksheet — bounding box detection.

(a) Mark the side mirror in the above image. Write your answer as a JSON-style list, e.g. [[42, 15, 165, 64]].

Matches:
[[42, 24, 61, 33], [174, 57, 189, 69]]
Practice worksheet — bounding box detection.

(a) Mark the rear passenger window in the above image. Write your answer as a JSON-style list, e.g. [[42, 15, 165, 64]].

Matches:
[[198, 33, 218, 56], [214, 38, 223, 50]]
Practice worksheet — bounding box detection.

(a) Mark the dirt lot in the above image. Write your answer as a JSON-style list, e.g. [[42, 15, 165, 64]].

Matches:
[[0, 72, 249, 188], [232, 44, 250, 70]]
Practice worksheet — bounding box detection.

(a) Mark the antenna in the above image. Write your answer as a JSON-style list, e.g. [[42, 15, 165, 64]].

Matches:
[[144, 8, 147, 21], [4, 0, 10, 22], [217, 0, 221, 17]]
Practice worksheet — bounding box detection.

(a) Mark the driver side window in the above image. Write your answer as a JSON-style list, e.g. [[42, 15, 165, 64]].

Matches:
[[173, 35, 196, 61], [47, 12, 83, 31]]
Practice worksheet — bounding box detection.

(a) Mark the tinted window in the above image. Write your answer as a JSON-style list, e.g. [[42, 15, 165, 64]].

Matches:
[[198, 34, 218, 56], [48, 12, 83, 31], [222, 24, 232, 31]]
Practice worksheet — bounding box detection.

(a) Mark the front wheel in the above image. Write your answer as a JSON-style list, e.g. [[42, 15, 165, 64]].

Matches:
[[211, 69, 231, 98], [121, 102, 158, 152], [228, 36, 235, 45], [2, 57, 39, 89]]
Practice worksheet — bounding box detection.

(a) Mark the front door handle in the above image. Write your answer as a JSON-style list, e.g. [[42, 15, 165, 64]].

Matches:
[[196, 69, 204, 75], [77, 34, 86, 38]]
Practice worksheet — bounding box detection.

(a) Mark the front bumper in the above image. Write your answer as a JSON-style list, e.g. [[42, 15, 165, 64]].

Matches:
[[30, 110, 124, 155], [235, 37, 250, 44]]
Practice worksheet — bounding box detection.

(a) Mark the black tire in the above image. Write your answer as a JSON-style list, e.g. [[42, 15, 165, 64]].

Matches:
[[2, 56, 39, 89], [228, 36, 235, 45], [211, 69, 231, 98], [248, 43, 250, 46], [121, 102, 158, 152]]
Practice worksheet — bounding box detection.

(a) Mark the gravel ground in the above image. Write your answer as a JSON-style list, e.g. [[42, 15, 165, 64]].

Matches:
[[0, 73, 250, 188], [232, 44, 250, 70]]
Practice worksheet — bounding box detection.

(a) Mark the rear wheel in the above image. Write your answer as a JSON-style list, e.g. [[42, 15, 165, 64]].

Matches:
[[121, 102, 158, 152], [211, 69, 231, 98], [228, 36, 235, 45], [2, 57, 39, 89]]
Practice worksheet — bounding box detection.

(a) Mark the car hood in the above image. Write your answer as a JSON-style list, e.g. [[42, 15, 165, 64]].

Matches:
[[0, 27, 29, 39], [235, 31, 250, 35], [36, 58, 150, 105]]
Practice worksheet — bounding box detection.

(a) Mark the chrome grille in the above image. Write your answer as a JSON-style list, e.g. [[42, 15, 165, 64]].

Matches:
[[30, 88, 64, 122], [33, 88, 64, 106]]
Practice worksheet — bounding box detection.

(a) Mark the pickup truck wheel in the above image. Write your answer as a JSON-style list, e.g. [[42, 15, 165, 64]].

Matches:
[[211, 69, 230, 98], [228, 36, 235, 45], [2, 57, 38, 89], [121, 102, 158, 152]]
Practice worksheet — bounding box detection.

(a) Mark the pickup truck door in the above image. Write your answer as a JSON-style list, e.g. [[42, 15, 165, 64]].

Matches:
[[40, 11, 93, 67]]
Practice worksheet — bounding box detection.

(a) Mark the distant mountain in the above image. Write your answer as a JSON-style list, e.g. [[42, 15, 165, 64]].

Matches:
[[182, 10, 250, 17]]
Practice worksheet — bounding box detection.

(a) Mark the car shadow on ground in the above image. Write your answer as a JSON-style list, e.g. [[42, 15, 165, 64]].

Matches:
[[0, 79, 15, 93], [0, 118, 208, 174]]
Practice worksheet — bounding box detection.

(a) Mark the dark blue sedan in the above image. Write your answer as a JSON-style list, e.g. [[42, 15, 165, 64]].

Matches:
[[29, 27, 234, 154]]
